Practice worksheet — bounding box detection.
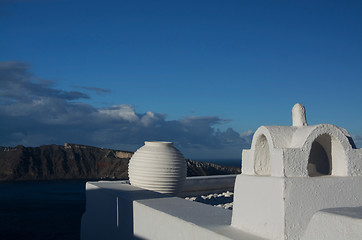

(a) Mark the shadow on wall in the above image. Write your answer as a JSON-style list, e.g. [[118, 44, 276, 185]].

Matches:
[[308, 135, 331, 176], [81, 185, 166, 240]]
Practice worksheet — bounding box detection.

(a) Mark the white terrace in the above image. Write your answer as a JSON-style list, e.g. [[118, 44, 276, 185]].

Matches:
[[81, 104, 362, 240]]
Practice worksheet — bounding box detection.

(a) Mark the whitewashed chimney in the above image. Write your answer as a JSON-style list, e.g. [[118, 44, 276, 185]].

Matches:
[[231, 103, 362, 239]]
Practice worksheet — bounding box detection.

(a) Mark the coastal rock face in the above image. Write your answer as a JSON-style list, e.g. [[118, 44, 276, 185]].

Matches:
[[0, 144, 132, 181], [187, 159, 240, 177], [0, 144, 240, 181]]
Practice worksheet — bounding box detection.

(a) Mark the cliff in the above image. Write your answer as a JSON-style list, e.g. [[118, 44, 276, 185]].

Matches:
[[187, 159, 240, 177], [0, 144, 240, 181]]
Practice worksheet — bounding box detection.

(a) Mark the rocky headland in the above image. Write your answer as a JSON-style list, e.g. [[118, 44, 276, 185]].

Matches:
[[0, 144, 240, 181]]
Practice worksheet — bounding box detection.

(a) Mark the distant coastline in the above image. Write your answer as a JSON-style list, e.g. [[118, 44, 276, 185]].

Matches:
[[0, 144, 241, 181], [195, 159, 241, 168]]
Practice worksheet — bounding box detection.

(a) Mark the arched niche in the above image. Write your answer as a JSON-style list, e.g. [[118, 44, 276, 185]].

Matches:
[[254, 134, 271, 175], [307, 134, 346, 177]]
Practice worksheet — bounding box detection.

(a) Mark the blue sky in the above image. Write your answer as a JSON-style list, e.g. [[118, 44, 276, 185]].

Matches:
[[0, 0, 361, 159]]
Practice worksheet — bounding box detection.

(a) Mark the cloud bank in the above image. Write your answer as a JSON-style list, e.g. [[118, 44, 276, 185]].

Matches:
[[0, 61, 252, 159]]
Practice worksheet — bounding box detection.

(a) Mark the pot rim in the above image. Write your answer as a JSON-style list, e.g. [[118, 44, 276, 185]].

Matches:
[[144, 141, 173, 145]]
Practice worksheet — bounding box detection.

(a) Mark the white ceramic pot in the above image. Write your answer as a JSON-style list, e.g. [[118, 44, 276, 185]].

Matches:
[[128, 141, 187, 195]]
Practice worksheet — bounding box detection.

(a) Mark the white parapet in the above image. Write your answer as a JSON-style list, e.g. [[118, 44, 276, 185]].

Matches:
[[302, 207, 362, 240], [80, 181, 165, 240], [81, 178, 264, 240]]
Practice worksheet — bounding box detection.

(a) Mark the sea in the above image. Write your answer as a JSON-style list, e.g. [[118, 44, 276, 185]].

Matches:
[[0, 159, 240, 240], [0, 181, 86, 240]]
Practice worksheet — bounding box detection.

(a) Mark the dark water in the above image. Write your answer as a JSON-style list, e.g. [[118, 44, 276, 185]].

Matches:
[[0, 181, 86, 240]]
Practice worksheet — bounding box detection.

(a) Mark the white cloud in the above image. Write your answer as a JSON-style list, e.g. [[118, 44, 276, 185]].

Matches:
[[0, 61, 253, 158], [98, 105, 139, 122], [140, 111, 166, 127], [240, 130, 254, 138]]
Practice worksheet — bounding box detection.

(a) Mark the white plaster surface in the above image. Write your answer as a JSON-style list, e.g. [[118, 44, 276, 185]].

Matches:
[[231, 176, 285, 239], [292, 103, 307, 127], [242, 123, 362, 177], [232, 175, 362, 240], [133, 197, 264, 240], [82, 176, 245, 240], [232, 103, 362, 239], [82, 176, 362, 240], [81, 181, 167, 240], [302, 207, 362, 240]]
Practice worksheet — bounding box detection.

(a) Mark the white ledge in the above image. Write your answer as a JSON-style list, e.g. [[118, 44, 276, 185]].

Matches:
[[81, 178, 262, 240], [302, 207, 362, 240]]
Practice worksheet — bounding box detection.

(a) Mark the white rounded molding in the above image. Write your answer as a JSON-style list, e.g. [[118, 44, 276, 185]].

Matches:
[[292, 103, 308, 127], [128, 141, 187, 195]]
